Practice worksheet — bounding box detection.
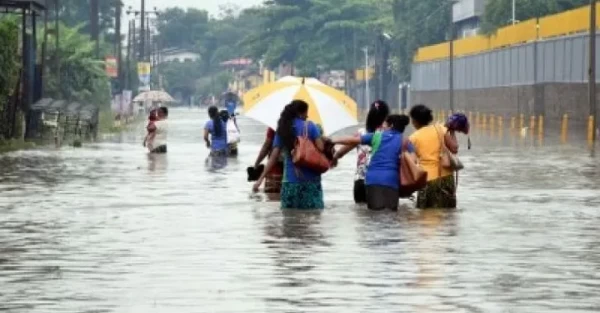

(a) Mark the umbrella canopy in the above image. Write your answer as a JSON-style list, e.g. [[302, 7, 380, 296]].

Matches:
[[242, 76, 358, 135], [132, 90, 175, 103]]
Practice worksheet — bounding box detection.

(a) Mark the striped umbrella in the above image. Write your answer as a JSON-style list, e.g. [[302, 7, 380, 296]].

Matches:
[[242, 76, 358, 135]]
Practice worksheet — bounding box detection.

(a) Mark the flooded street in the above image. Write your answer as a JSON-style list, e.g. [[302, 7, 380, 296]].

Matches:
[[1, 108, 599, 312]]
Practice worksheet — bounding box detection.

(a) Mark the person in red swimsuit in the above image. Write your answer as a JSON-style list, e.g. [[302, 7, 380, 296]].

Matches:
[[253, 127, 283, 193]]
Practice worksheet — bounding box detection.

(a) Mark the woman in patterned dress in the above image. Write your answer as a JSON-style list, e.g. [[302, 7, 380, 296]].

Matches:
[[253, 100, 326, 209]]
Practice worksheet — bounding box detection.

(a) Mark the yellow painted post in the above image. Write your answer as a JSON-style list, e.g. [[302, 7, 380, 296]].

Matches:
[[587, 115, 595, 147], [529, 115, 536, 136], [510, 116, 516, 132], [490, 114, 496, 137], [482, 113, 487, 130], [519, 114, 524, 131], [561, 114, 568, 144], [498, 115, 504, 139], [538, 115, 544, 145], [475, 112, 480, 129]]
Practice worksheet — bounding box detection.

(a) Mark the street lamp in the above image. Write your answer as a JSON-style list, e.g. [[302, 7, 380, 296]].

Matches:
[[126, 5, 159, 61], [448, 0, 459, 113], [512, 0, 516, 25], [589, 0, 597, 151]]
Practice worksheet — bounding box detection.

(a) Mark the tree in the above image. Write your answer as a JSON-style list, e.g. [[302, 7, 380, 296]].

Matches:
[[58, 0, 121, 36], [0, 17, 20, 139], [481, 0, 589, 34], [391, 0, 453, 80], [155, 8, 209, 50], [39, 23, 111, 105]]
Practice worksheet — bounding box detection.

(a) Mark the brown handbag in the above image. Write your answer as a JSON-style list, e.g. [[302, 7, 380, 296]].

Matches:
[[398, 139, 428, 198], [292, 122, 330, 174]]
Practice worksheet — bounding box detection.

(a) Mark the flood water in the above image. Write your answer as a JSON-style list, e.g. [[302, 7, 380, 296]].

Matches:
[[1, 108, 599, 313]]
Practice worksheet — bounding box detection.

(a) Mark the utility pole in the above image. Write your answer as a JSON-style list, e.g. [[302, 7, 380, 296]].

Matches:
[[55, 0, 60, 96], [363, 46, 370, 109], [589, 0, 597, 149], [126, 20, 131, 90], [449, 7, 455, 112], [90, 0, 99, 58], [116, 0, 122, 93], [140, 0, 145, 61], [41, 5, 49, 96], [512, 0, 516, 25]]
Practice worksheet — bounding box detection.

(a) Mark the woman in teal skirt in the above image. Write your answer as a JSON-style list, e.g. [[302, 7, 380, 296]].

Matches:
[[252, 100, 326, 210]]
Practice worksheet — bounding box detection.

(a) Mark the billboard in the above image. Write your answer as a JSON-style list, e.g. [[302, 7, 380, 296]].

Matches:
[[137, 62, 151, 91], [105, 56, 117, 78]]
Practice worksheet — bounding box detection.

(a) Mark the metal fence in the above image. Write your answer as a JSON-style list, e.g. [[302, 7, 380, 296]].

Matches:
[[411, 33, 600, 91]]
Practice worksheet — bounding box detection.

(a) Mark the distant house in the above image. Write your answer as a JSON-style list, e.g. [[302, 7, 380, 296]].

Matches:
[[159, 48, 200, 63], [452, 0, 488, 38]]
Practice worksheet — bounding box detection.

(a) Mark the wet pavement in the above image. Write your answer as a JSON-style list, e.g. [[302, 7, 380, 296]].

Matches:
[[0, 108, 599, 313]]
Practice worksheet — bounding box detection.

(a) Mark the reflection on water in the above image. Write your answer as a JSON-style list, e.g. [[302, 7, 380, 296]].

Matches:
[[1, 108, 600, 312]]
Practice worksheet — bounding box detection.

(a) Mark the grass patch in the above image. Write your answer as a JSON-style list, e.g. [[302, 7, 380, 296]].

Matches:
[[0, 138, 36, 153]]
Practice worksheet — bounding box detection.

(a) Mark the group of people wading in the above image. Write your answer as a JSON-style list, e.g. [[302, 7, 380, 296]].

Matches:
[[250, 100, 469, 211]]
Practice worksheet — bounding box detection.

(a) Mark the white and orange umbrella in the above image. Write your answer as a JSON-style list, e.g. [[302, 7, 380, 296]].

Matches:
[[242, 76, 358, 135]]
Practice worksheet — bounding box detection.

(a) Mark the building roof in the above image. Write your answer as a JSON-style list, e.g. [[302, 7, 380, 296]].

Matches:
[[0, 0, 47, 12], [220, 58, 253, 67]]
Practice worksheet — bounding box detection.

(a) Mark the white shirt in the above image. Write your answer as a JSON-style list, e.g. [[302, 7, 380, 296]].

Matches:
[[153, 120, 168, 146]]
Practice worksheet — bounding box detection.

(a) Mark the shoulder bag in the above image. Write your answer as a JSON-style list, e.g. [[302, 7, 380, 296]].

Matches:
[[398, 138, 428, 198], [292, 122, 330, 174], [435, 126, 464, 171]]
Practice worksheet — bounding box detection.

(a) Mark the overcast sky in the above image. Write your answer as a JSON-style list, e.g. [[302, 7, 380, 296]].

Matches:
[[122, 0, 264, 16]]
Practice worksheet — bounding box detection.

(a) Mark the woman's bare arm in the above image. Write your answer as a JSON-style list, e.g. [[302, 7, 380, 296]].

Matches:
[[253, 148, 281, 191], [254, 138, 273, 168], [445, 131, 459, 154], [331, 136, 361, 146], [203, 128, 210, 148]]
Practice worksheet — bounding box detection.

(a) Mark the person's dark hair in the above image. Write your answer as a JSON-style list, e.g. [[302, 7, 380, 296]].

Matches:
[[366, 100, 390, 132], [208, 106, 223, 137], [409, 104, 433, 126], [276, 100, 309, 152], [219, 110, 230, 123], [159, 106, 168, 116], [386, 114, 410, 133]]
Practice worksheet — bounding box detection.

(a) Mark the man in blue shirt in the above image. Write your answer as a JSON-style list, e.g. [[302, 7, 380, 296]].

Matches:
[[225, 100, 237, 117]]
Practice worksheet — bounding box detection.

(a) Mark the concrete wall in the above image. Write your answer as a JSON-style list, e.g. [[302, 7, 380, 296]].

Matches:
[[412, 82, 600, 129], [411, 32, 600, 126]]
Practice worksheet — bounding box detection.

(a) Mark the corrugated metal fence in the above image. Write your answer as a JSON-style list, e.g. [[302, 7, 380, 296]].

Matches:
[[411, 33, 600, 91]]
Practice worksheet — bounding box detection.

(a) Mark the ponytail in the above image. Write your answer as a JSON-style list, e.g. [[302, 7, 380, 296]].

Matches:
[[208, 106, 223, 137], [276, 103, 298, 152]]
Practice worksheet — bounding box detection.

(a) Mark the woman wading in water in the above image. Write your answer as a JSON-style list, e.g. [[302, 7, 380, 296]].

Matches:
[[253, 100, 326, 210]]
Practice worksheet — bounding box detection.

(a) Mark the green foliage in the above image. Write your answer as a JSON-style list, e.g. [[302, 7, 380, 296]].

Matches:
[[57, 0, 121, 35], [481, 0, 590, 34], [40, 23, 111, 106], [0, 17, 20, 140], [0, 17, 20, 102], [390, 0, 453, 80]]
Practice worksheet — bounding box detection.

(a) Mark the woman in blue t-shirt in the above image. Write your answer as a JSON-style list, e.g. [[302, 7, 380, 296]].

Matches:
[[204, 106, 228, 156], [332, 114, 414, 211], [252, 100, 326, 210]]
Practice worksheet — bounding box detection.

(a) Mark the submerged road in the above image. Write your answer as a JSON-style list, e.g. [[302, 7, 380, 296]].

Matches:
[[0, 108, 599, 312]]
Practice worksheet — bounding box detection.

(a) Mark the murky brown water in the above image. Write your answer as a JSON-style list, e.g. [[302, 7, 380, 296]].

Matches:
[[1, 108, 599, 312]]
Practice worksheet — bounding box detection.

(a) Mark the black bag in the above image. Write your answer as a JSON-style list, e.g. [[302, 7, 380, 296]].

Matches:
[[247, 164, 265, 182]]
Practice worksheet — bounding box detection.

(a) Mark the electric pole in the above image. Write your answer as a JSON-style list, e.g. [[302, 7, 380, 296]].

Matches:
[[140, 0, 145, 61], [589, 0, 597, 149], [90, 0, 100, 58]]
